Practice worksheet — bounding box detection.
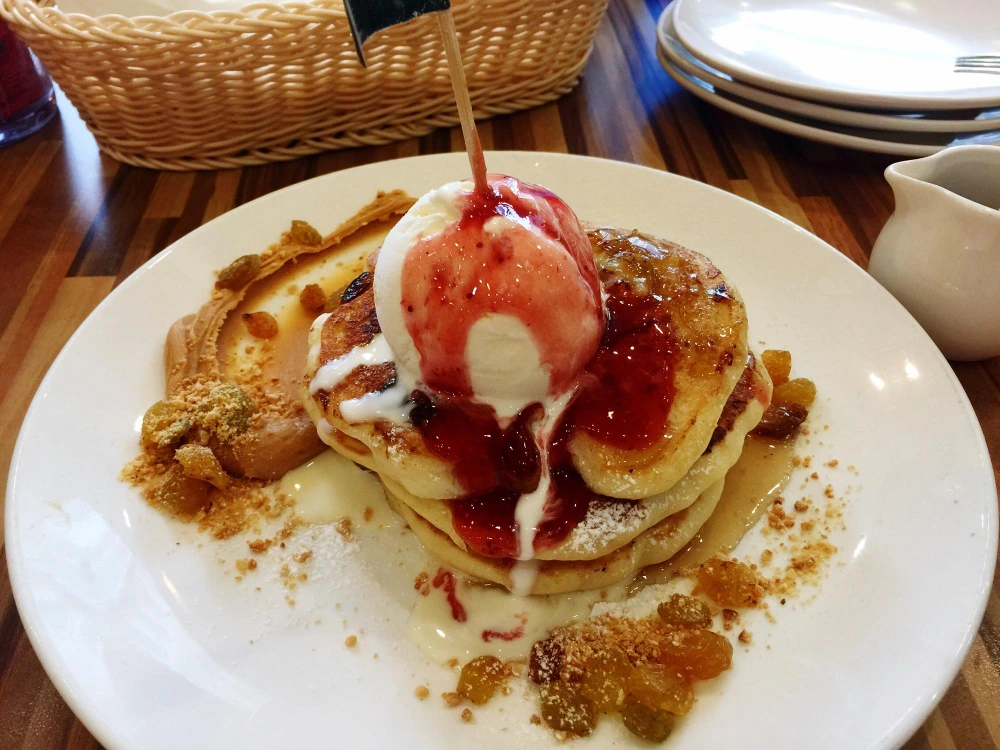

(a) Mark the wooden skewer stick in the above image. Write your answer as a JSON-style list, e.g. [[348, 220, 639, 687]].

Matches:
[[436, 9, 488, 192]]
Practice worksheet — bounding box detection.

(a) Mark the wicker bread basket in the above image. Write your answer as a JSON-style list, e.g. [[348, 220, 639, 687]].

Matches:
[[0, 0, 607, 169]]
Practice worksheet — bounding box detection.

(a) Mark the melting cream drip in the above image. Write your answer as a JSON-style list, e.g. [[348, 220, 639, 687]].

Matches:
[[309, 334, 394, 394], [308, 332, 414, 425], [510, 388, 577, 596]]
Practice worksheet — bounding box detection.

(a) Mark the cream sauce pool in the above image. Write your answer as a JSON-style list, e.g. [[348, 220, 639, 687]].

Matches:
[[279, 433, 796, 664]]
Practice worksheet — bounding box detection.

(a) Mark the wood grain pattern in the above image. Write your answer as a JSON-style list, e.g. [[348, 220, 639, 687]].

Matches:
[[0, 0, 997, 746]]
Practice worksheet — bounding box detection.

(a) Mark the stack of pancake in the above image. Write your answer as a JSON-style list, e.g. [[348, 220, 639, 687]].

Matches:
[[303, 225, 772, 595]]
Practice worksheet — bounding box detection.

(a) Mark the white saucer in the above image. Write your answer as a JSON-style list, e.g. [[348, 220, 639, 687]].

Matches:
[[6, 152, 997, 750], [658, 44, 1000, 156], [658, 4, 1000, 134], [673, 0, 1000, 110]]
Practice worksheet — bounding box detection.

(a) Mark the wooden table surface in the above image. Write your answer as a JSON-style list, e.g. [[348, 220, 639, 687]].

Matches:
[[1, 0, 998, 746]]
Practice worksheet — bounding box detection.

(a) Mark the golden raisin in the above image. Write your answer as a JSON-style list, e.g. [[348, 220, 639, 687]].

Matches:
[[579, 647, 633, 713], [773, 377, 817, 409], [627, 664, 693, 715], [289, 220, 322, 245], [215, 254, 261, 290], [299, 283, 327, 312], [657, 594, 712, 629], [621, 665, 691, 742], [243, 311, 278, 339], [538, 682, 597, 736], [175, 444, 230, 489], [156, 465, 211, 517], [198, 384, 254, 437], [457, 655, 505, 705], [753, 402, 808, 439], [529, 638, 564, 684], [696, 558, 761, 608], [654, 628, 733, 680], [760, 349, 791, 387], [140, 400, 191, 448], [622, 697, 675, 742]]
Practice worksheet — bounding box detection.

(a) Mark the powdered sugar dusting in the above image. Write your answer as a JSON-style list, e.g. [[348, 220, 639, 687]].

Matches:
[[561, 498, 651, 555]]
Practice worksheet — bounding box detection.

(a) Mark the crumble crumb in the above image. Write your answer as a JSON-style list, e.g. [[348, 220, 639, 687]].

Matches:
[[415, 686, 430, 700], [414, 571, 430, 595], [461, 708, 475, 724], [506, 662, 526, 678], [768, 502, 796, 530], [738, 630, 752, 644], [442, 692, 462, 707], [293, 550, 312, 563], [530, 714, 542, 726], [363, 507, 374, 522], [335, 517, 355, 541], [345, 635, 357, 647]]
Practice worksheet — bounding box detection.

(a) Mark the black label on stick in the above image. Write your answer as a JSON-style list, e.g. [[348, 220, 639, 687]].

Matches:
[[343, 0, 452, 65]]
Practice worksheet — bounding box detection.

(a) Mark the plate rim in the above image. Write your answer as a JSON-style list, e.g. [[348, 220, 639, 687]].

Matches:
[[656, 42, 954, 156], [5, 150, 998, 750], [672, 0, 1000, 111], [657, 4, 1000, 134]]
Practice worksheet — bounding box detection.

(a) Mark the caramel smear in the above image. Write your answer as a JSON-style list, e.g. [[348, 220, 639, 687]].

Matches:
[[124, 191, 415, 534]]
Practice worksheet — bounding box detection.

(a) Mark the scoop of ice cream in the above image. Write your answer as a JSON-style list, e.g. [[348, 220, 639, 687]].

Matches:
[[374, 175, 604, 418]]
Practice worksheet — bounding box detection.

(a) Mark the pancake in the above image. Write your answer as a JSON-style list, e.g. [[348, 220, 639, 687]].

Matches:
[[571, 227, 749, 498], [303, 308, 466, 499], [372, 353, 770, 561], [304, 226, 749, 502], [382, 480, 726, 596]]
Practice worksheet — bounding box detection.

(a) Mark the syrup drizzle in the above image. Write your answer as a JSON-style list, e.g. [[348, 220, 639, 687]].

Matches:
[[482, 614, 527, 643], [410, 278, 679, 561], [432, 568, 468, 623]]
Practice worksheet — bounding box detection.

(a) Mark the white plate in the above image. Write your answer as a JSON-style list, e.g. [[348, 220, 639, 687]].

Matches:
[[658, 4, 1000, 133], [657, 45, 1000, 156], [7, 152, 997, 750], [673, 0, 1000, 110]]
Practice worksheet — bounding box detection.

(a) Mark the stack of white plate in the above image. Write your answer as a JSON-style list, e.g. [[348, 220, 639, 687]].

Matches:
[[657, 0, 1000, 155]]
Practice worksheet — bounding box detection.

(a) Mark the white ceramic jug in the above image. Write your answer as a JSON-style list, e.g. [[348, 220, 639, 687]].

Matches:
[[869, 145, 1000, 361]]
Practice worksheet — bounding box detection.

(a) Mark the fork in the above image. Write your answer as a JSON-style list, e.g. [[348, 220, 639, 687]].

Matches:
[[955, 55, 1000, 73]]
